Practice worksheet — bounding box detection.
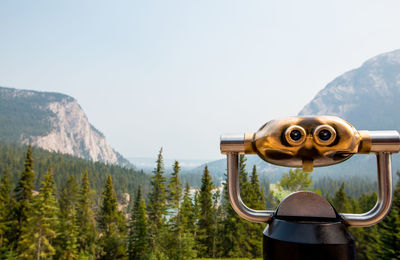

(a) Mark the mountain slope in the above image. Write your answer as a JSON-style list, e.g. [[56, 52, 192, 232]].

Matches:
[[0, 86, 130, 166], [299, 49, 400, 130], [0, 141, 150, 203]]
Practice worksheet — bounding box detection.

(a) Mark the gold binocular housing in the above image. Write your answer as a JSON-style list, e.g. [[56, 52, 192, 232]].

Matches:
[[221, 116, 400, 172], [220, 116, 400, 227]]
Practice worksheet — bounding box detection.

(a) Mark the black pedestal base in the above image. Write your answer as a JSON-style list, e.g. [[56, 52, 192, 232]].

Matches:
[[263, 218, 356, 260]]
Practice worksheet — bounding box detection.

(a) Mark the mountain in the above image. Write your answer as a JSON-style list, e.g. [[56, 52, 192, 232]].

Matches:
[[197, 49, 400, 181], [0, 86, 131, 166], [299, 49, 400, 130]]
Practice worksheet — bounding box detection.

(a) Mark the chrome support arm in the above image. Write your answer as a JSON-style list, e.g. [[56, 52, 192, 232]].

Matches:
[[341, 152, 393, 227], [227, 152, 274, 223], [221, 131, 399, 227]]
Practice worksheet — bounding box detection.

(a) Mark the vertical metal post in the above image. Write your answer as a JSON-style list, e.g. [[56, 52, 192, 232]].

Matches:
[[227, 152, 274, 223]]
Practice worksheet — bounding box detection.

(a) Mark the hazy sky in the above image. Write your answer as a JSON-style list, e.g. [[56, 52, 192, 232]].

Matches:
[[1, 1, 400, 160]]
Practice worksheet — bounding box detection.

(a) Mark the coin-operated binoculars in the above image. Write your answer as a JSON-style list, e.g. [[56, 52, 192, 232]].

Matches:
[[220, 116, 400, 260]]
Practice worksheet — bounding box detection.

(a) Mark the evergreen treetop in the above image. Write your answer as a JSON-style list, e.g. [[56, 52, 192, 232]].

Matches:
[[18, 167, 59, 259], [168, 160, 182, 210], [13, 145, 35, 243], [197, 165, 215, 257], [147, 148, 167, 249], [128, 186, 149, 260], [76, 170, 97, 256]]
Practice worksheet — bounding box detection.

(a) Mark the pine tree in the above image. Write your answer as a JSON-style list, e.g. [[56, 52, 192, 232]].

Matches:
[[128, 186, 149, 260], [147, 148, 167, 255], [12, 145, 35, 243], [98, 175, 126, 259], [0, 167, 11, 252], [279, 168, 312, 192], [220, 174, 246, 257], [332, 182, 352, 212], [180, 183, 195, 233], [247, 165, 266, 257], [378, 171, 400, 259], [249, 165, 266, 210], [239, 155, 251, 205], [167, 160, 182, 211], [238, 155, 253, 257], [196, 165, 215, 257], [166, 168, 197, 260], [193, 190, 200, 240], [219, 156, 256, 257], [55, 175, 79, 259], [211, 189, 223, 258], [18, 167, 59, 259], [173, 182, 197, 259], [76, 170, 97, 257]]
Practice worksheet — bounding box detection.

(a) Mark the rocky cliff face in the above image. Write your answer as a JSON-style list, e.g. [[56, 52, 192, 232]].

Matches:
[[25, 99, 119, 164], [0, 87, 129, 166]]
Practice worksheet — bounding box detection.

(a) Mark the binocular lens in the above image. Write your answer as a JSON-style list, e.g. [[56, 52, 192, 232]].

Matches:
[[285, 125, 306, 146], [318, 129, 332, 141], [290, 130, 302, 141], [314, 125, 336, 145]]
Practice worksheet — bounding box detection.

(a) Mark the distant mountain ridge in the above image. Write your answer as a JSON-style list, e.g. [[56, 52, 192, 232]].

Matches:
[[194, 49, 400, 181], [0, 86, 130, 166], [299, 49, 400, 130]]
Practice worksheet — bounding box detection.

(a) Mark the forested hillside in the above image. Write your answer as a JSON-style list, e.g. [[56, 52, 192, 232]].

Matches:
[[0, 142, 150, 201]]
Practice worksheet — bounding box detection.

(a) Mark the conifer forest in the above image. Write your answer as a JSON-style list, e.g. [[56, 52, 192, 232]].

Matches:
[[0, 144, 399, 259]]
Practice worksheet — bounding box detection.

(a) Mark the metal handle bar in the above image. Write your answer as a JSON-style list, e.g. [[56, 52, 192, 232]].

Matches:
[[221, 131, 399, 227]]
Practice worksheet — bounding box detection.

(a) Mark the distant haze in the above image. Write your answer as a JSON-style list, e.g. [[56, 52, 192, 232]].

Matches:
[[1, 1, 400, 160], [128, 157, 211, 172]]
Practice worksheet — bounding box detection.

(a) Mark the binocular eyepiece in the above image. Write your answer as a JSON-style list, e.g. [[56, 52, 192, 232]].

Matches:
[[222, 116, 400, 172], [220, 115, 400, 227]]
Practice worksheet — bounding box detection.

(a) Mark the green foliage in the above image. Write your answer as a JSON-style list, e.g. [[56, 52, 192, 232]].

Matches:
[[219, 156, 264, 258], [221, 178, 245, 258], [128, 186, 149, 260], [98, 175, 126, 259], [197, 166, 216, 257], [18, 167, 59, 259], [279, 168, 312, 192], [378, 172, 400, 259], [0, 142, 150, 203], [248, 165, 266, 210], [180, 183, 195, 233], [168, 160, 182, 210], [246, 165, 265, 257], [55, 175, 79, 259], [12, 145, 35, 244], [332, 183, 353, 213], [313, 176, 377, 199], [0, 88, 62, 143], [165, 162, 197, 260], [0, 167, 11, 253], [76, 171, 97, 257], [147, 148, 167, 253]]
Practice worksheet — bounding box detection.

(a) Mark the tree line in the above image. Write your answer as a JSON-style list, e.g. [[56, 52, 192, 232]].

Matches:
[[0, 146, 267, 259], [0, 141, 150, 205]]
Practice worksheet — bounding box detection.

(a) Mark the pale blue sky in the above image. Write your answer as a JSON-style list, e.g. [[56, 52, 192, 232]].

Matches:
[[1, 0, 400, 160]]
